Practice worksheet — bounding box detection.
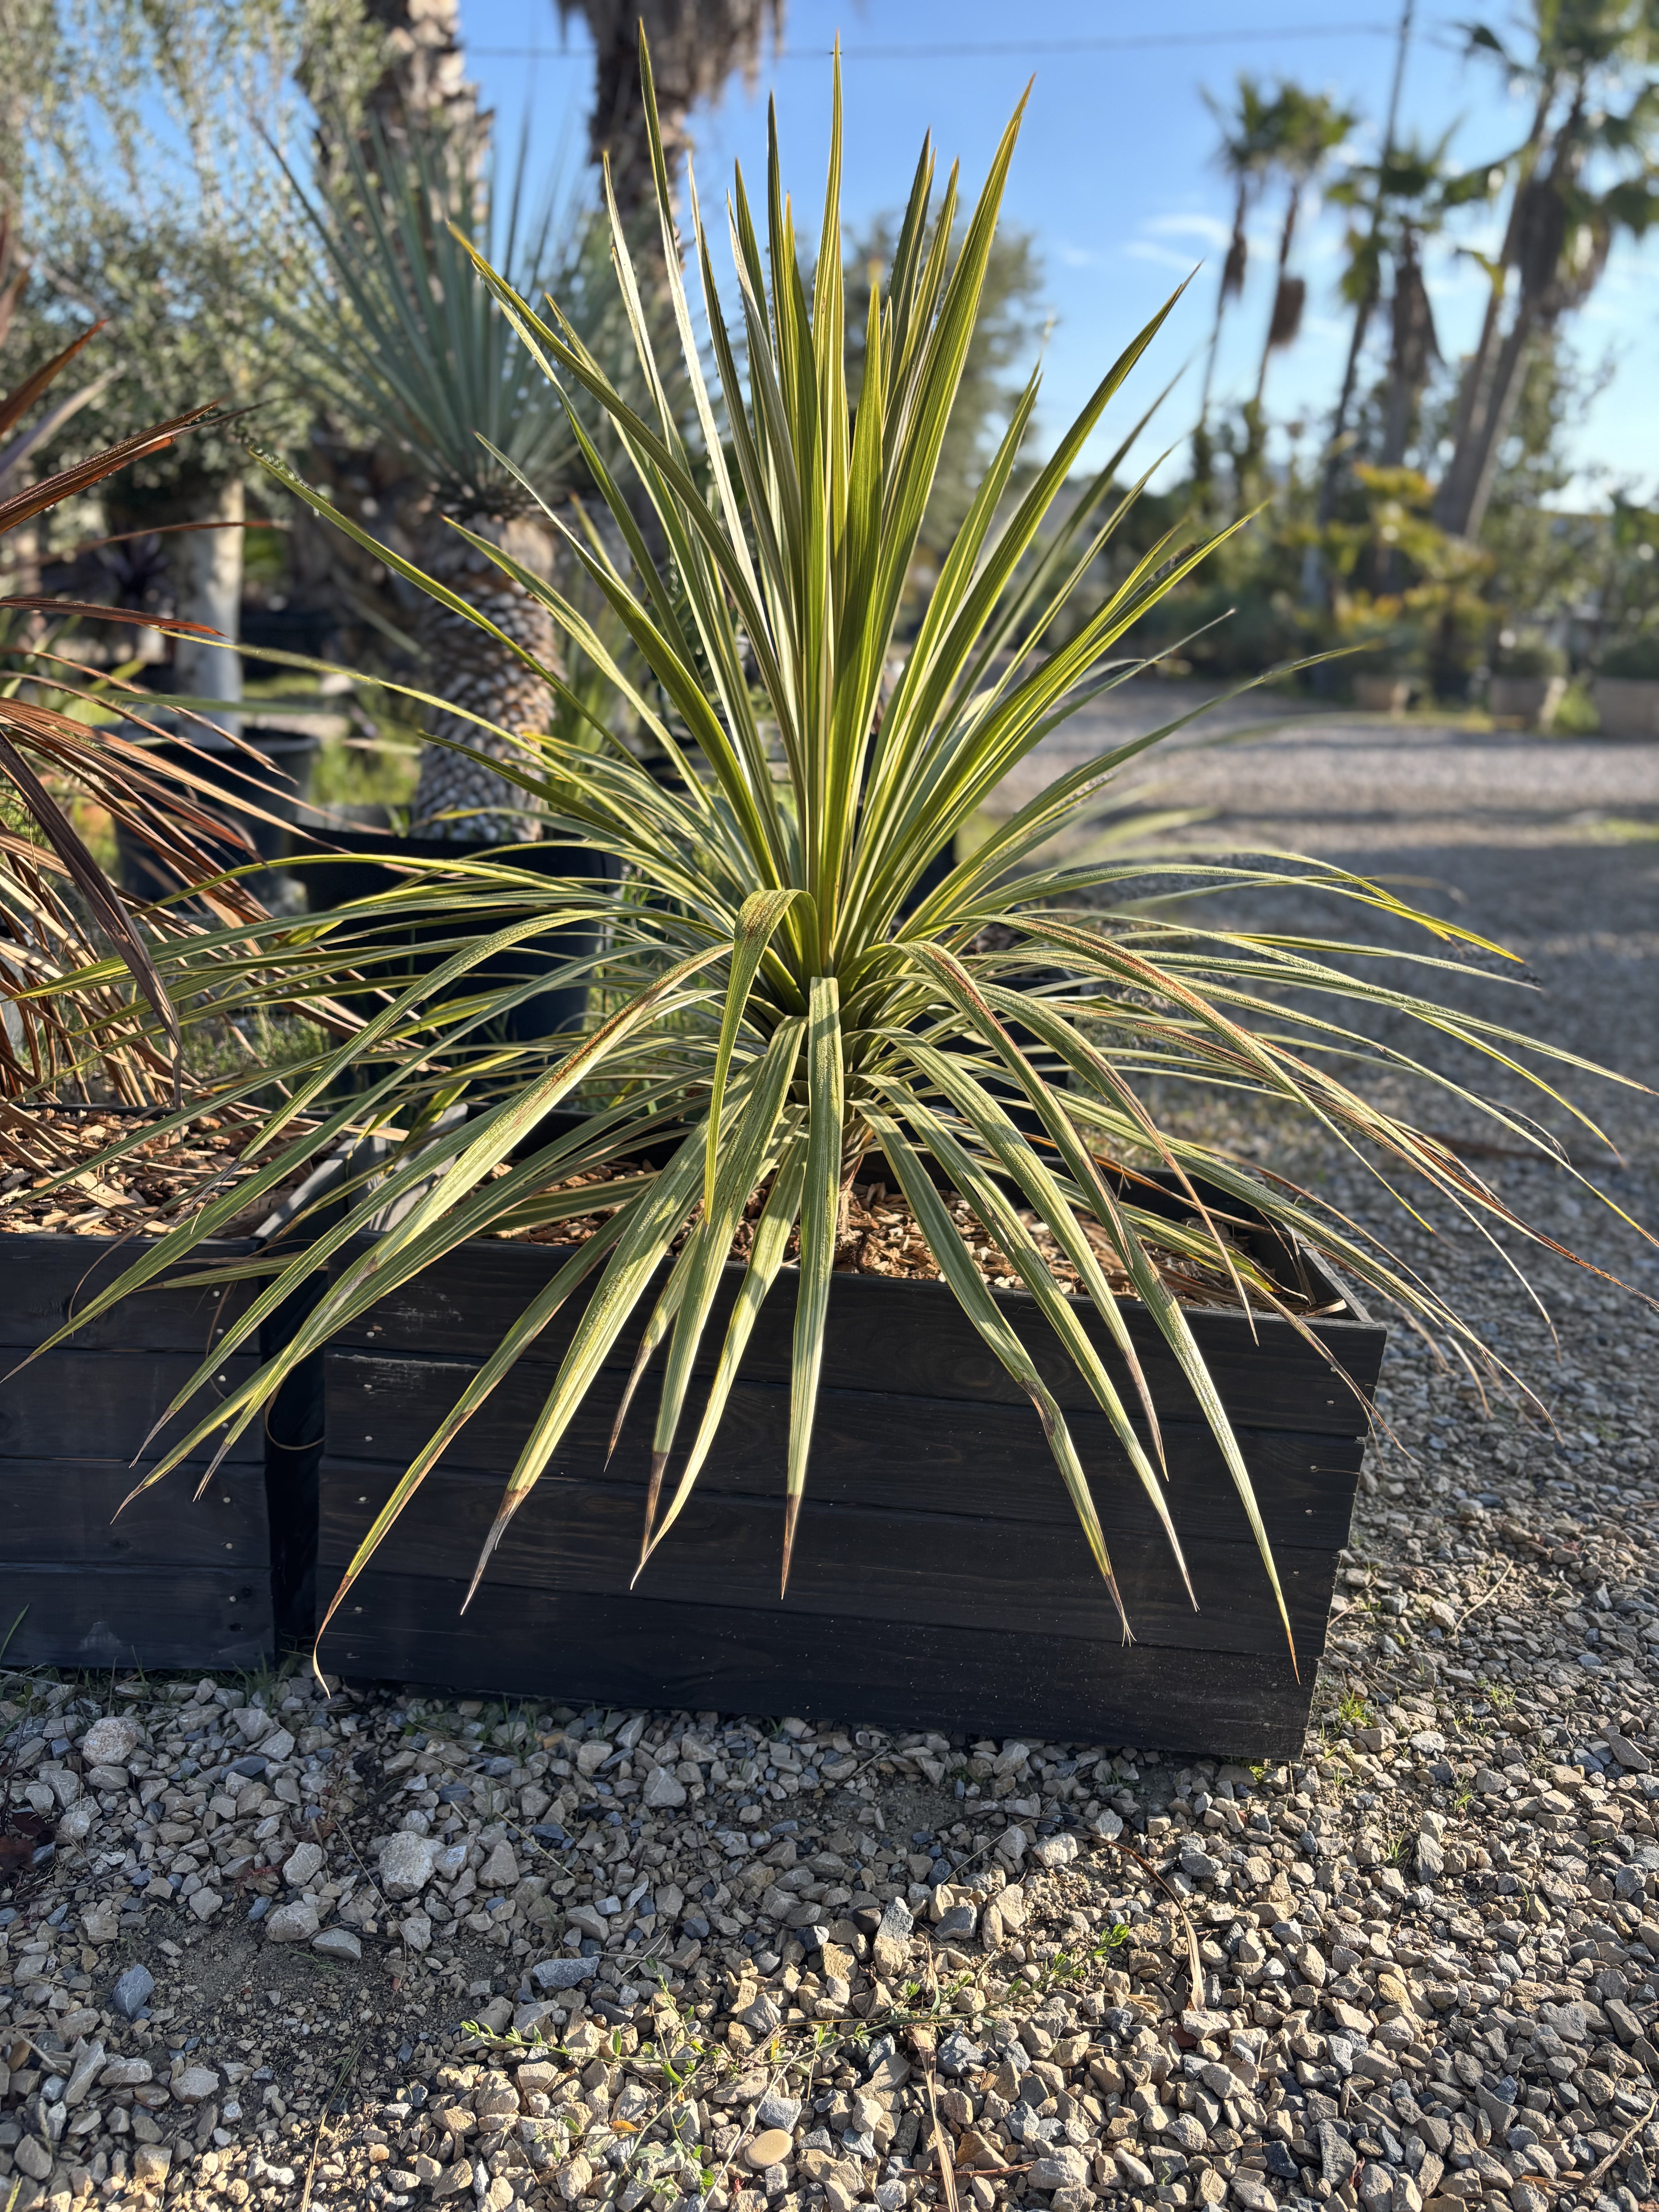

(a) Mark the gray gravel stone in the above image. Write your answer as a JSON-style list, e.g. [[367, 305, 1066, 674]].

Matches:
[[755, 2089, 802, 2132], [643, 1764, 687, 1808], [379, 1831, 438, 1898], [282, 1840, 324, 1886], [1029, 2145, 1090, 2191], [264, 1898, 320, 1943], [530, 1955, 596, 1990], [80, 1714, 143, 1766], [110, 1963, 153, 2019], [1230, 2176, 1276, 2212]]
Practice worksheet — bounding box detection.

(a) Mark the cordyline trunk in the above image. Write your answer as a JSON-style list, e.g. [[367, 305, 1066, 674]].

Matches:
[[407, 513, 556, 843]]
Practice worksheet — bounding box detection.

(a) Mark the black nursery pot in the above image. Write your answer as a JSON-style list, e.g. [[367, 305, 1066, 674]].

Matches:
[[116, 725, 319, 907], [313, 1181, 1386, 1759], [0, 1234, 320, 1670], [294, 830, 620, 1044]]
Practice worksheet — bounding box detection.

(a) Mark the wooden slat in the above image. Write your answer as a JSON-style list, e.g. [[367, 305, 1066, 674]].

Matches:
[[0, 1567, 273, 1672], [326, 1240, 1386, 1432], [0, 1460, 270, 1567], [0, 1352, 262, 1462], [309, 1193, 1376, 1752], [0, 1236, 260, 1351], [318, 1456, 1339, 1661], [0, 1236, 292, 1674], [317, 1572, 1317, 1759], [324, 1353, 1364, 1553]]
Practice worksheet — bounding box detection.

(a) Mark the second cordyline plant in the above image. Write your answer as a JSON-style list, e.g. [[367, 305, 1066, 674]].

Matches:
[[33, 39, 1647, 1673]]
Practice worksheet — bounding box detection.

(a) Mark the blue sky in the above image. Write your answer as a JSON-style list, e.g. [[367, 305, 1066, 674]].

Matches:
[[457, 0, 1659, 506]]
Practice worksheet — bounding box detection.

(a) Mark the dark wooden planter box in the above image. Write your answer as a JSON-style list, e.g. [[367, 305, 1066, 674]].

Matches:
[[0, 1235, 321, 1672], [316, 1204, 1386, 1758]]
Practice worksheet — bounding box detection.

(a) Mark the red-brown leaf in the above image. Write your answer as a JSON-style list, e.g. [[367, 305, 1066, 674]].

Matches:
[[0, 598, 219, 637], [0, 403, 220, 538], [0, 321, 105, 443]]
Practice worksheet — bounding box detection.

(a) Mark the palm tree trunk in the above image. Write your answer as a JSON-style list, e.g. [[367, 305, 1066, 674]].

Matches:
[[1379, 234, 1437, 469], [1432, 272, 1511, 534], [1305, 0, 1415, 609], [1301, 265, 1379, 609], [1254, 182, 1302, 406], [557, 2, 783, 230], [408, 514, 557, 843], [1434, 302, 1538, 541], [1379, 377, 1413, 471], [1439, 275, 1500, 476], [1433, 78, 1555, 536], [1199, 184, 1247, 421]]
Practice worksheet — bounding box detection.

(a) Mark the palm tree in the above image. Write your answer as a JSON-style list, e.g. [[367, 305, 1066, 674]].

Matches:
[[1435, 2, 1659, 540], [1329, 134, 1494, 466], [356, 0, 481, 156], [556, 0, 784, 221], [1252, 83, 1357, 407], [287, 120, 626, 838], [1197, 76, 1278, 426], [1304, 0, 1416, 609]]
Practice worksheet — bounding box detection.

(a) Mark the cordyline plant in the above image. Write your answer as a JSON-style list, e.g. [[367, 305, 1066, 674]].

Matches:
[[28, 42, 1647, 1676]]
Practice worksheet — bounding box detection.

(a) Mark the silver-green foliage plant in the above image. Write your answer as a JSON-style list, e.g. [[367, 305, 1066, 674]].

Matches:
[[285, 118, 610, 521], [19, 0, 381, 481], [37, 40, 1645, 1673]]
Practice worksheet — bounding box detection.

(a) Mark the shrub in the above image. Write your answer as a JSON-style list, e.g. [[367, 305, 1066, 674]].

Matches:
[[1601, 632, 1659, 680]]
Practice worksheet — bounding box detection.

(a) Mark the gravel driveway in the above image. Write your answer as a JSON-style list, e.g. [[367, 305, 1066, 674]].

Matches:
[[0, 704, 1655, 2212], [1004, 688, 1659, 1147]]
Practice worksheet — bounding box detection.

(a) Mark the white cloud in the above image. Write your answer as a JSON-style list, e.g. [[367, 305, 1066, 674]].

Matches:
[[1125, 240, 1205, 272], [1143, 211, 1231, 249]]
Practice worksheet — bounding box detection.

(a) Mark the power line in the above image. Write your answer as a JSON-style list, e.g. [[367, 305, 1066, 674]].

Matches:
[[470, 25, 1398, 62]]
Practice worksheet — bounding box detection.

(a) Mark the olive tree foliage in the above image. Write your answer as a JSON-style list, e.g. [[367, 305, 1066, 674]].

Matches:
[[16, 0, 383, 503]]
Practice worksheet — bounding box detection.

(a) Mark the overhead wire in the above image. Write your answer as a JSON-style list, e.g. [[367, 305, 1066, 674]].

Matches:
[[471, 24, 1400, 61]]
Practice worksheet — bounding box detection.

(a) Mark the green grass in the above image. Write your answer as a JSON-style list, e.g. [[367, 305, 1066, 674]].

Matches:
[[306, 730, 420, 819]]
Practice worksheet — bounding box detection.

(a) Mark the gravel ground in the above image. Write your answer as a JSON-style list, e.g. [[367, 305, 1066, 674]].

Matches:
[[2, 709, 1657, 2212], [1005, 688, 1659, 1148]]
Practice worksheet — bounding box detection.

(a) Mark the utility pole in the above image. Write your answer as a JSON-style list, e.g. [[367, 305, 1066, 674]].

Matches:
[[1301, 0, 1415, 610]]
